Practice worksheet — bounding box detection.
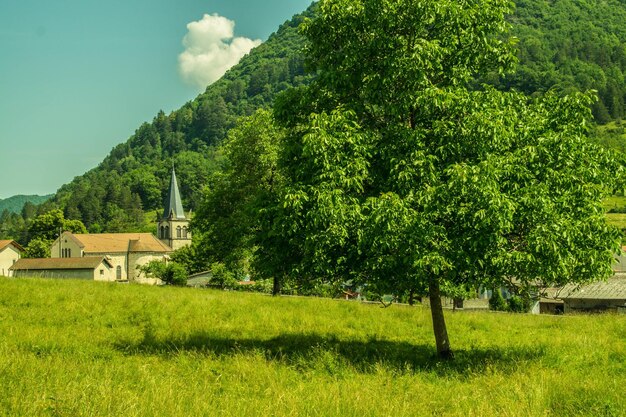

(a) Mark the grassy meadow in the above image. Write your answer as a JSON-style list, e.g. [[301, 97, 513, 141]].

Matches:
[[0, 277, 624, 417], [603, 195, 626, 230]]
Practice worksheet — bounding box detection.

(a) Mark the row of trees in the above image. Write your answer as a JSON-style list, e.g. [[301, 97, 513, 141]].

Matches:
[[0, 208, 87, 258]]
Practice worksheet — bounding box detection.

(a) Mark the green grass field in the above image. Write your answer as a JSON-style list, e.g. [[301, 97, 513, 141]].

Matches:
[[0, 278, 624, 417], [604, 196, 626, 230], [606, 212, 626, 230]]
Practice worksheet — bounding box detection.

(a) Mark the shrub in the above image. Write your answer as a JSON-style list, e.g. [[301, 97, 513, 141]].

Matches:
[[209, 262, 238, 289], [507, 295, 526, 313], [138, 260, 188, 286], [234, 278, 273, 294], [489, 289, 508, 312]]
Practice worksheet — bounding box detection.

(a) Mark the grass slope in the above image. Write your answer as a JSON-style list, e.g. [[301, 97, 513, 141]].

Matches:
[[0, 278, 624, 417], [604, 196, 626, 230]]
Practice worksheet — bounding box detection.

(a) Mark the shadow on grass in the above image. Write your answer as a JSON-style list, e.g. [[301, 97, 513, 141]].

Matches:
[[114, 331, 546, 376]]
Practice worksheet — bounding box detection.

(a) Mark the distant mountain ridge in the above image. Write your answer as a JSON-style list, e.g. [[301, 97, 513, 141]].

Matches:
[[0, 195, 53, 215]]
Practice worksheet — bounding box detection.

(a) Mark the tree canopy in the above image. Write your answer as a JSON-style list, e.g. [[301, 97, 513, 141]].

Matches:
[[23, 209, 87, 258], [269, 0, 622, 358]]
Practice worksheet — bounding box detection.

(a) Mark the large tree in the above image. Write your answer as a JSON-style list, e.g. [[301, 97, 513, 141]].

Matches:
[[272, 0, 622, 358], [192, 110, 289, 294], [24, 209, 87, 258]]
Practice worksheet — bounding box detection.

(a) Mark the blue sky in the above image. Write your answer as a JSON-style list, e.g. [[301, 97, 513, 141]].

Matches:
[[0, 0, 313, 199]]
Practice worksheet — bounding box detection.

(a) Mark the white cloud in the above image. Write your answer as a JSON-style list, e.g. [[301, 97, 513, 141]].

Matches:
[[178, 14, 262, 89]]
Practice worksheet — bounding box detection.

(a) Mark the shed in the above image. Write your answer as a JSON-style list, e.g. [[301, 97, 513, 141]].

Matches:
[[10, 257, 115, 281], [559, 275, 626, 313]]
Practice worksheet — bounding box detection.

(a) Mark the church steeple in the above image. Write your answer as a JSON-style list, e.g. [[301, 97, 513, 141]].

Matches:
[[157, 167, 192, 250], [162, 167, 186, 220]]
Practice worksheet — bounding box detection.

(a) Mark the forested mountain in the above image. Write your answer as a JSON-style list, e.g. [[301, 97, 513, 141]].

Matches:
[[1, 0, 626, 244], [0, 195, 52, 215], [498, 0, 626, 123], [51, 7, 314, 233]]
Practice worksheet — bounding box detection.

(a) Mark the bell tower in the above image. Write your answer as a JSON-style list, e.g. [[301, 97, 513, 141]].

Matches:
[[158, 167, 191, 250]]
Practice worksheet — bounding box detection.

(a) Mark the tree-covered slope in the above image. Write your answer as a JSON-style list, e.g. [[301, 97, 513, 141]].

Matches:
[[498, 0, 626, 123], [51, 7, 315, 233], [2, 0, 626, 242], [0, 195, 52, 215]]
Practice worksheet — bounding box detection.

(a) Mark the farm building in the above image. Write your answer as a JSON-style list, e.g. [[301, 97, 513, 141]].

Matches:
[[558, 274, 626, 313], [10, 257, 114, 280], [536, 250, 626, 314], [50, 232, 173, 282], [0, 240, 24, 277]]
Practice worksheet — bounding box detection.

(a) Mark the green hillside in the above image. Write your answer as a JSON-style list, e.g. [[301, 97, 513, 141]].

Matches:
[[495, 0, 626, 123], [0, 194, 52, 215], [1, 277, 624, 416], [49, 6, 315, 233], [1, 0, 626, 242]]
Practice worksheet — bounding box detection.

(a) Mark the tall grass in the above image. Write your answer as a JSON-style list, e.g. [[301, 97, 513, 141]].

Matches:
[[0, 277, 624, 416]]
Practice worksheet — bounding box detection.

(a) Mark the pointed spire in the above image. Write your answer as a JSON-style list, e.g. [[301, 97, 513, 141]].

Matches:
[[162, 167, 186, 220]]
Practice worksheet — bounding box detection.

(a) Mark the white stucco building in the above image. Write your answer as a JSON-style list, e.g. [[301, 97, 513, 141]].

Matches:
[[0, 240, 24, 277], [49, 232, 172, 282]]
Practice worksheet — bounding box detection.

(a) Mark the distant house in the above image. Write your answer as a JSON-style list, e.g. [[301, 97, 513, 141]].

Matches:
[[10, 257, 114, 280], [187, 270, 213, 287], [0, 240, 24, 277]]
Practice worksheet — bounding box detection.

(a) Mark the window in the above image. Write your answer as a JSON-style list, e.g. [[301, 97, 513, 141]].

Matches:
[[116, 266, 122, 280], [164, 226, 169, 239], [176, 226, 182, 238], [100, 269, 104, 276], [182, 227, 188, 238], [160, 226, 165, 239]]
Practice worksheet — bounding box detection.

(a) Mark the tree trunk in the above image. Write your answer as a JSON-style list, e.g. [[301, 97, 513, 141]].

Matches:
[[272, 276, 281, 296], [428, 277, 454, 360]]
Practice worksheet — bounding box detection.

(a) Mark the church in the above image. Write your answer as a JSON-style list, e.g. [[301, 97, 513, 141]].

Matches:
[[11, 168, 192, 283]]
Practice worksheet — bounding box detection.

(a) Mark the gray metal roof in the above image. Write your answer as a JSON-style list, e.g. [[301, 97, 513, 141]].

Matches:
[[161, 167, 186, 220], [559, 275, 626, 300]]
